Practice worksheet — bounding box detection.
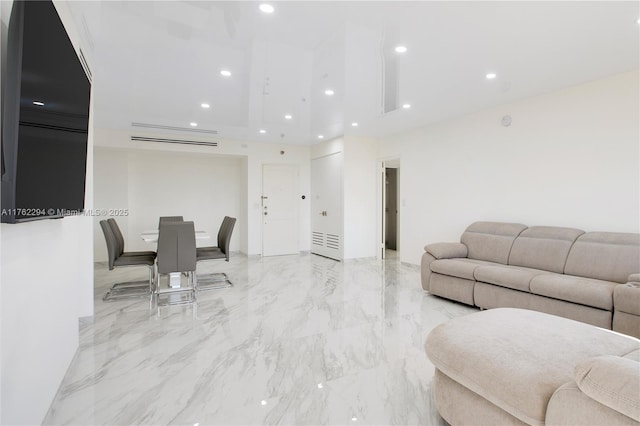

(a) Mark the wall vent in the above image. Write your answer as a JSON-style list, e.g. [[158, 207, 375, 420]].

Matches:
[[131, 122, 218, 134], [130, 136, 218, 147]]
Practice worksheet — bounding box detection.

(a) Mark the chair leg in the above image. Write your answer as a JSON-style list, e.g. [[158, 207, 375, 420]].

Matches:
[[103, 265, 154, 302]]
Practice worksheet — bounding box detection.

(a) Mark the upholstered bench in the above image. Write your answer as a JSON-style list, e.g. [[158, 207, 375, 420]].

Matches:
[[426, 308, 640, 425]]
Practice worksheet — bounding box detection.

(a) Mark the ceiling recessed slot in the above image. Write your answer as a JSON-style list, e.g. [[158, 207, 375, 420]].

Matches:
[[131, 122, 218, 134], [131, 136, 218, 147]]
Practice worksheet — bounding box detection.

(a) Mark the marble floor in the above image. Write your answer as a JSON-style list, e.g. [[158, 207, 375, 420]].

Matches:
[[44, 251, 477, 425]]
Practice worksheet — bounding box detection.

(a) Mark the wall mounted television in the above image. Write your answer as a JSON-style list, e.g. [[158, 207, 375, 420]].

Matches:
[[1, 0, 91, 223]]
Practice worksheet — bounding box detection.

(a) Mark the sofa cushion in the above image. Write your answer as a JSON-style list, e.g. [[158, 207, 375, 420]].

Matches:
[[546, 382, 639, 426], [614, 283, 640, 316], [431, 258, 493, 280], [564, 232, 640, 283], [530, 274, 617, 310], [474, 264, 550, 292], [425, 308, 640, 426], [460, 221, 527, 264], [574, 355, 640, 422], [508, 226, 584, 273], [424, 242, 468, 259]]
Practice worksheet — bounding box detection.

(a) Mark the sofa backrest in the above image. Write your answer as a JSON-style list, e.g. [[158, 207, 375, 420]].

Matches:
[[564, 232, 640, 283], [460, 221, 527, 264], [508, 226, 585, 273]]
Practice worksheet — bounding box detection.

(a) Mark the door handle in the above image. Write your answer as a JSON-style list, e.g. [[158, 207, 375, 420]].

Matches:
[[264, 212, 268, 216], [319, 211, 327, 216]]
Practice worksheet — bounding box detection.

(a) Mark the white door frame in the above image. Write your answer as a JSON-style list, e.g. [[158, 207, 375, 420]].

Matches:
[[376, 157, 400, 260]]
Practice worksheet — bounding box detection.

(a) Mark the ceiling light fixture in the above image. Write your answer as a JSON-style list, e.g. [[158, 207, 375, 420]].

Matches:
[[259, 4, 275, 14], [284, 114, 292, 120], [318, 135, 324, 139], [317, 383, 324, 388], [260, 400, 267, 406], [259, 129, 266, 134], [394, 45, 407, 53], [33, 101, 45, 106], [220, 70, 232, 77], [351, 417, 358, 422], [351, 122, 358, 127], [324, 89, 334, 96], [190, 122, 198, 127], [201, 103, 210, 108], [486, 72, 497, 80], [402, 103, 411, 109], [637, 17, 640, 24]]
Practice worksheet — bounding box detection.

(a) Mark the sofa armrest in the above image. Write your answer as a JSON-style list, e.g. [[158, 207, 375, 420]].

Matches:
[[574, 355, 640, 422], [424, 242, 468, 260], [627, 273, 640, 283]]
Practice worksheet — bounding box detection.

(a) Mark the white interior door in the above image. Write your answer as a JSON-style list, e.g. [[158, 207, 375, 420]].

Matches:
[[311, 152, 343, 260], [262, 164, 299, 256]]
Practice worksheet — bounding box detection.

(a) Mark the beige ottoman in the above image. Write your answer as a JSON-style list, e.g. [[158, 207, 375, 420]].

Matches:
[[614, 280, 640, 338], [426, 308, 640, 426]]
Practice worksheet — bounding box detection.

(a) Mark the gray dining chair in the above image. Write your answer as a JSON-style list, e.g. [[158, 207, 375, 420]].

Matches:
[[195, 216, 236, 290], [100, 220, 156, 301], [108, 218, 156, 258], [158, 216, 183, 228], [156, 221, 196, 304]]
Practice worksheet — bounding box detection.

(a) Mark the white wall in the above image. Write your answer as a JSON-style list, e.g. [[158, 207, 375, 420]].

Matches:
[[93, 148, 244, 260], [0, 1, 94, 423], [379, 70, 640, 265], [93, 129, 311, 257], [343, 137, 378, 259]]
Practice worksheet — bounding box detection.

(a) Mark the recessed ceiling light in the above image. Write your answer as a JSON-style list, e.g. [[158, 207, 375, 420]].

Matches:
[[486, 73, 497, 80], [317, 383, 324, 388], [259, 129, 266, 134], [190, 122, 198, 127], [318, 135, 324, 139], [351, 417, 358, 422], [201, 103, 210, 108], [394, 45, 407, 53], [220, 70, 232, 77], [259, 4, 274, 14], [260, 400, 267, 406], [351, 122, 358, 127], [324, 89, 334, 96], [284, 114, 292, 120], [402, 103, 411, 109], [637, 17, 640, 24], [33, 101, 45, 106]]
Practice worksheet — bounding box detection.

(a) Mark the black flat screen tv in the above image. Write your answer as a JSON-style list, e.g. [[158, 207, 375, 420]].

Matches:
[[1, 0, 91, 223]]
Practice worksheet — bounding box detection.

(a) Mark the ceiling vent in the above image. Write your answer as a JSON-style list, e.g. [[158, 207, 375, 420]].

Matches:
[[131, 122, 218, 134], [131, 136, 218, 147], [79, 48, 92, 82]]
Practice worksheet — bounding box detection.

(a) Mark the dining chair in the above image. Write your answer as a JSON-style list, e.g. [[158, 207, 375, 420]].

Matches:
[[156, 221, 196, 304], [100, 220, 156, 301], [108, 218, 156, 257], [158, 216, 183, 228], [195, 216, 236, 290]]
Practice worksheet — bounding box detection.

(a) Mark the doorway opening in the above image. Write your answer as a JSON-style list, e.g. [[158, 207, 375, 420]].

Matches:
[[379, 159, 400, 260]]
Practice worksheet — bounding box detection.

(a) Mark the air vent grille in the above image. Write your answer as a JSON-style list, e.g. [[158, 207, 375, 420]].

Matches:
[[131, 122, 218, 134], [131, 136, 218, 147], [312, 232, 323, 246], [326, 234, 340, 250]]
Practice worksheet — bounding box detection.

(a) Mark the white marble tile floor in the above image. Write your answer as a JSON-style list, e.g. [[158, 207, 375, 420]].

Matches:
[[43, 252, 477, 425]]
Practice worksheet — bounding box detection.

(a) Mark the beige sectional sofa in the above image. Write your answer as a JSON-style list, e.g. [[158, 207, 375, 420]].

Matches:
[[421, 222, 640, 335], [426, 308, 640, 426]]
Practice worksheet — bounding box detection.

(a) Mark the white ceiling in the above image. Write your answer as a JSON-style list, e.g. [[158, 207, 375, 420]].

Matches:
[[72, 1, 640, 145]]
